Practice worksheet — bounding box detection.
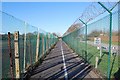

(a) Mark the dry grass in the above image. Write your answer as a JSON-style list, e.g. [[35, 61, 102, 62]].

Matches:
[[88, 35, 119, 45]]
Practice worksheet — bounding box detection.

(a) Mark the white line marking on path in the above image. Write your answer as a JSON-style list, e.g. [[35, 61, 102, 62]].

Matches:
[[60, 40, 68, 80]]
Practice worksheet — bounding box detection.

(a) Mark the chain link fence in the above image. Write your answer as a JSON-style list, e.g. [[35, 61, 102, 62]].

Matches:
[[63, 2, 119, 79], [1, 11, 58, 79]]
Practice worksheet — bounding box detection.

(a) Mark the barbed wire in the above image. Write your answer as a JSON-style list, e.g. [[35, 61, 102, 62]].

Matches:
[[73, 1, 119, 25], [64, 1, 119, 36]]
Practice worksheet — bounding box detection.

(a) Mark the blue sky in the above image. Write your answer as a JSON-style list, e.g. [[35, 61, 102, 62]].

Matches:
[[2, 2, 92, 35]]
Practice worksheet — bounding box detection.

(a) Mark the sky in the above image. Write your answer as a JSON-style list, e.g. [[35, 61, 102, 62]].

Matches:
[[2, 2, 92, 35], [1, 0, 119, 2]]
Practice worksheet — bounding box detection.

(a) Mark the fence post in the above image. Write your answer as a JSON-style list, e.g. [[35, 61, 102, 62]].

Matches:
[[42, 35, 45, 57], [98, 2, 112, 79], [8, 32, 14, 79], [36, 32, 40, 62], [95, 57, 99, 68], [48, 33, 50, 49], [27, 34, 32, 67], [14, 31, 20, 78], [79, 19, 87, 61], [49, 34, 51, 48], [100, 45, 102, 58], [51, 34, 53, 46], [46, 34, 48, 52], [23, 22, 27, 73]]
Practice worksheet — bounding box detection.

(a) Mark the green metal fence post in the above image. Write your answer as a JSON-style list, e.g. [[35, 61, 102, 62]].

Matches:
[[98, 2, 112, 80], [79, 19, 87, 61]]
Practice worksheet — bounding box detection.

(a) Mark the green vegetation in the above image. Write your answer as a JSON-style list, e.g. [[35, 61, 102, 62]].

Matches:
[[63, 38, 119, 78]]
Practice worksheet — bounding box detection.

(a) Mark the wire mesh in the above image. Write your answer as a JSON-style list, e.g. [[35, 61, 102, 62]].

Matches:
[[1, 11, 58, 79], [62, 10, 119, 78]]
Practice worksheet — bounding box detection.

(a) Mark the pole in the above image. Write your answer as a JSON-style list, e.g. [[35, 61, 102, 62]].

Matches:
[[48, 33, 50, 49], [36, 30, 40, 62], [8, 32, 14, 79], [28, 34, 32, 67], [95, 57, 99, 68], [98, 2, 112, 80], [42, 35, 45, 57], [46, 33, 48, 52], [14, 31, 20, 78], [100, 45, 102, 58], [23, 22, 27, 73], [79, 19, 87, 61]]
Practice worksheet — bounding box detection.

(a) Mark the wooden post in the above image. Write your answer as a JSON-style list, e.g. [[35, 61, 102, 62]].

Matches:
[[36, 33, 40, 62], [48, 33, 50, 49], [95, 57, 98, 68], [100, 46, 102, 58], [49, 34, 51, 48], [23, 22, 27, 72], [46, 34, 48, 52], [8, 32, 14, 79], [29, 35, 32, 65], [14, 31, 20, 78], [42, 35, 45, 57]]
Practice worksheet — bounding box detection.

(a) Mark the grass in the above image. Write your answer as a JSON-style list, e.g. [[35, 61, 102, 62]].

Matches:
[[65, 39, 119, 78]]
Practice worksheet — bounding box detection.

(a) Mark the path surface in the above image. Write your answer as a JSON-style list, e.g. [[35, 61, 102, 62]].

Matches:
[[30, 40, 102, 80]]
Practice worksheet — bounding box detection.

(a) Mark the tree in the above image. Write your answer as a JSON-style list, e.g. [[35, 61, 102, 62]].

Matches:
[[88, 30, 101, 37]]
